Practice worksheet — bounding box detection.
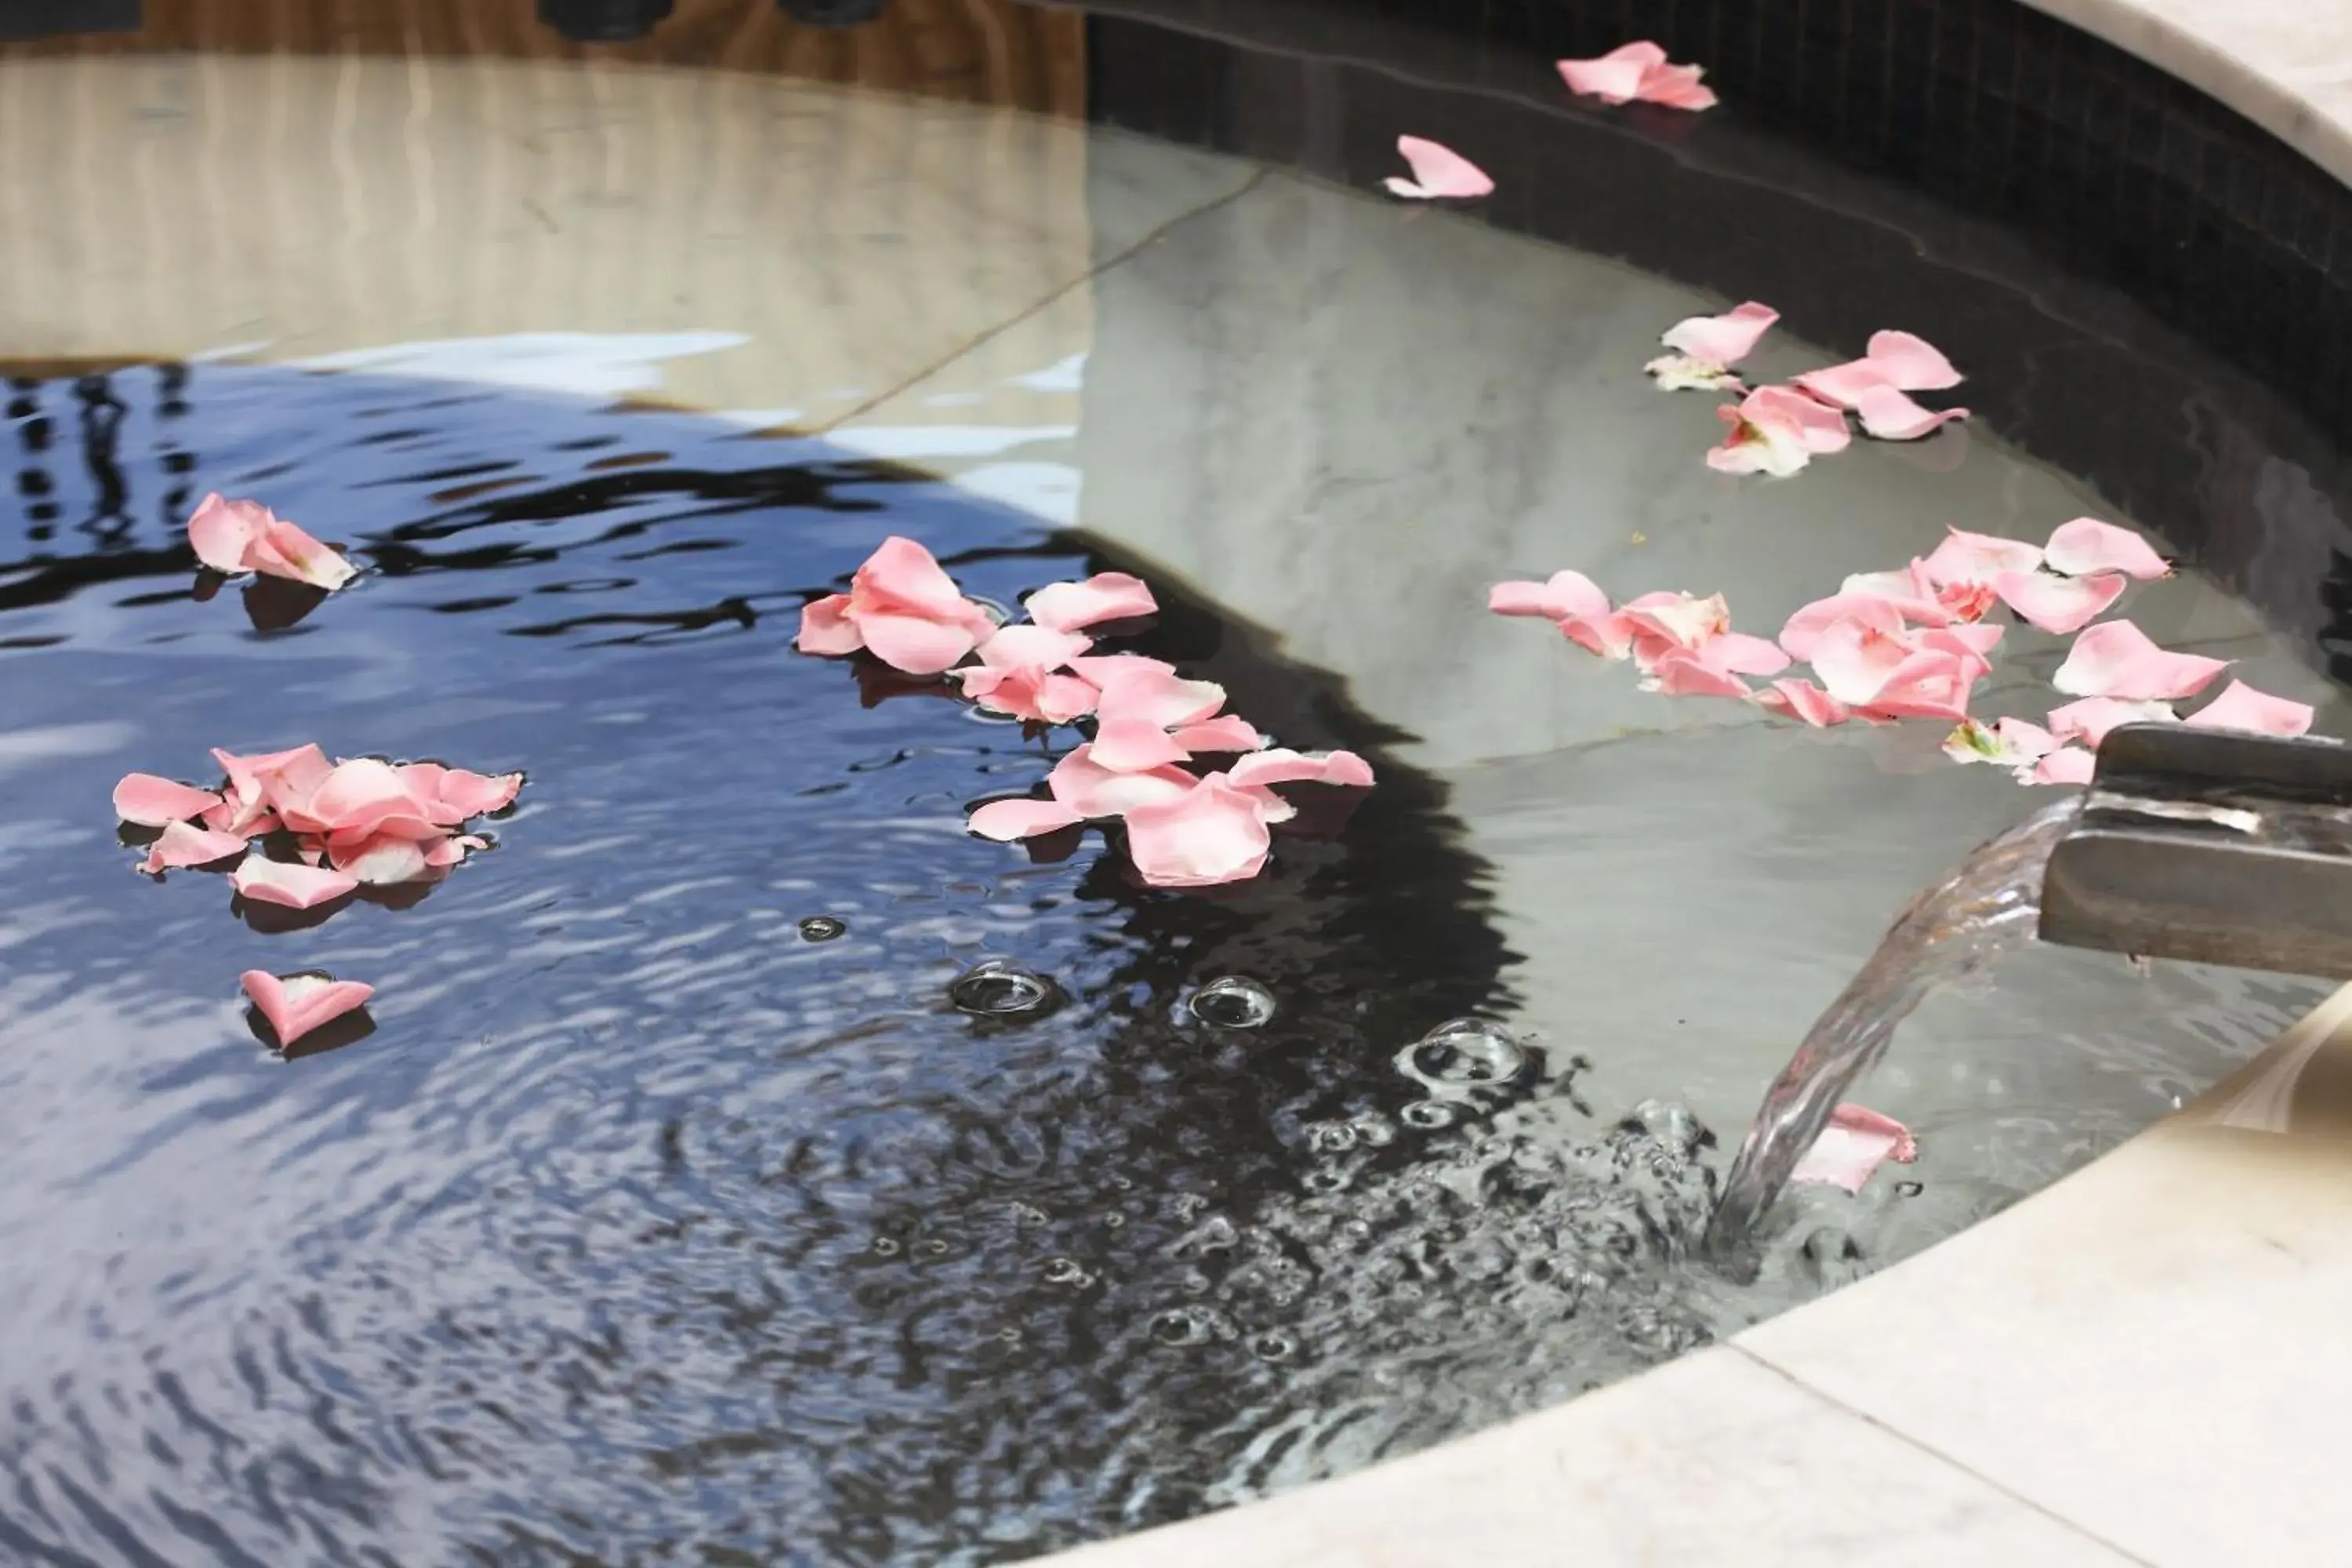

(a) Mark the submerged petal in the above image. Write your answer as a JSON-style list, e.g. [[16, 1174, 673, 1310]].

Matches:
[[2042, 517, 2172, 581], [2183, 681, 2318, 738], [230, 854, 361, 909], [1385, 136, 1494, 200], [2052, 619, 2229, 701], [1789, 1105, 1918, 1192], [240, 969, 374, 1048], [1022, 573, 1157, 632], [1123, 776, 1273, 887], [968, 797, 1087, 841], [113, 772, 223, 827], [1992, 569, 2126, 635]]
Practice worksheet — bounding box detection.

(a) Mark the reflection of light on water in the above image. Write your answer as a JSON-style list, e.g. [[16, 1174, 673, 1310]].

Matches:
[[292, 330, 749, 397]]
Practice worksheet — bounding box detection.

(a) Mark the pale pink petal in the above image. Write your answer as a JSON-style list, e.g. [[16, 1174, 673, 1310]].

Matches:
[[249, 516, 357, 591], [1779, 592, 1907, 662], [2183, 681, 2317, 738], [1702, 632, 1791, 677], [2031, 746, 2097, 786], [304, 758, 422, 837], [1790, 358, 1889, 411], [1022, 573, 1157, 632], [1645, 354, 1745, 392], [1555, 42, 1663, 103], [141, 820, 250, 873], [1755, 677, 1853, 728], [1644, 651, 1751, 699], [1033, 673, 1104, 724], [113, 773, 223, 827], [332, 832, 432, 886], [2053, 619, 2229, 701], [851, 535, 971, 619], [1047, 745, 1200, 817], [1849, 383, 1969, 441], [2045, 695, 2179, 747], [1560, 612, 1638, 660], [240, 970, 374, 1048], [1617, 590, 1730, 655], [1123, 775, 1273, 887], [1172, 715, 1265, 753], [230, 854, 361, 909], [1942, 716, 2060, 767], [1934, 622, 2005, 659], [186, 492, 264, 575], [976, 622, 1093, 674], [1385, 136, 1494, 200], [1839, 561, 1951, 625], [1090, 665, 1228, 731], [1921, 528, 2045, 588], [202, 802, 280, 837], [796, 593, 865, 655], [1225, 748, 1376, 789], [1708, 401, 1811, 477], [2042, 517, 2172, 581], [1862, 330, 1962, 390], [1937, 580, 2001, 624], [1992, 568, 2126, 634], [1857, 652, 1980, 722], [1489, 568, 1611, 623], [213, 743, 329, 814], [855, 611, 982, 676], [1810, 620, 1921, 706], [1090, 717, 1192, 773], [422, 834, 486, 869], [967, 669, 1102, 724], [1789, 1104, 1918, 1192], [1659, 302, 1778, 369], [1635, 60, 1718, 111], [419, 766, 521, 822], [1751, 384, 1850, 454], [968, 798, 1087, 841]]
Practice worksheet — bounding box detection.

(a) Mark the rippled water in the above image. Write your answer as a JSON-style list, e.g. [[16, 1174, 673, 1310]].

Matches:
[[0, 364, 1795, 1565]]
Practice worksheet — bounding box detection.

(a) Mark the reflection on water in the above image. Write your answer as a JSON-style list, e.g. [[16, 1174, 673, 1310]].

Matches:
[[0, 364, 1835, 1566]]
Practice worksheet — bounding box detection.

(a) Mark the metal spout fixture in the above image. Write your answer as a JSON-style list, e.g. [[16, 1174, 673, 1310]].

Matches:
[[2039, 722, 2352, 978]]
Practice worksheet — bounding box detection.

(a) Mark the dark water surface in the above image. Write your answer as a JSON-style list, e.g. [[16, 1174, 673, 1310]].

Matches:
[[0, 366, 1752, 1566]]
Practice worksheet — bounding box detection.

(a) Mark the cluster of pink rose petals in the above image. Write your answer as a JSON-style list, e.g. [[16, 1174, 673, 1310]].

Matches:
[[187, 492, 359, 592], [1494, 517, 2317, 785], [1385, 40, 1712, 201], [1645, 303, 1969, 474], [115, 746, 521, 1045], [794, 536, 1374, 887]]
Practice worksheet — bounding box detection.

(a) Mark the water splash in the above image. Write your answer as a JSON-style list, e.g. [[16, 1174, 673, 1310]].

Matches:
[[1706, 797, 2085, 1253]]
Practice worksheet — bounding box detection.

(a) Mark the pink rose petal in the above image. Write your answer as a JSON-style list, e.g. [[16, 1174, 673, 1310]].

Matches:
[[404, 764, 522, 822], [1922, 528, 2045, 588], [855, 535, 973, 620], [1992, 568, 2126, 634], [1862, 330, 1962, 390], [1755, 677, 1853, 728], [1560, 611, 1638, 660], [1645, 650, 1752, 699], [1385, 136, 1494, 201], [1225, 749, 1376, 789], [1636, 60, 1718, 111], [332, 833, 434, 886], [1090, 717, 1193, 773], [113, 772, 224, 827], [796, 593, 864, 655], [248, 515, 358, 591], [1849, 383, 1969, 441], [968, 798, 1087, 841], [1123, 775, 1273, 887], [1789, 1104, 1918, 1192], [975, 623, 1093, 674], [1047, 746, 1199, 817], [2183, 681, 2317, 738], [1555, 41, 1663, 103], [1779, 592, 1907, 662], [1658, 302, 1779, 370], [187, 492, 264, 575], [2031, 746, 2097, 786], [304, 758, 420, 837], [2042, 517, 2172, 581], [1090, 665, 1227, 731], [230, 854, 361, 909], [2053, 619, 2229, 701], [1171, 714, 1265, 753], [1022, 573, 1157, 632], [1489, 569, 1611, 622], [240, 969, 374, 1049], [141, 820, 251, 873], [855, 611, 983, 677], [2045, 695, 2179, 747]]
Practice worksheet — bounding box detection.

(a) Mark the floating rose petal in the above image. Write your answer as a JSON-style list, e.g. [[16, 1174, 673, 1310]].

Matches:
[[1171, 714, 1266, 753], [241, 969, 374, 1049], [1848, 382, 1970, 441], [400, 763, 522, 823], [1023, 573, 1157, 632], [1384, 136, 1494, 201], [1795, 330, 1963, 413], [113, 773, 223, 827], [2031, 747, 2097, 786], [1226, 749, 1377, 789], [1922, 528, 2045, 588], [794, 535, 998, 675], [1755, 677, 1854, 728], [1648, 302, 1778, 390], [230, 855, 361, 909], [1838, 561, 1954, 626], [1618, 590, 1732, 666], [1942, 716, 2059, 768], [1992, 569, 2127, 634], [957, 624, 1100, 721], [1789, 1105, 1918, 1192], [1489, 569, 1611, 622], [968, 798, 1087, 842], [2053, 619, 2229, 701], [1645, 650, 1753, 699], [142, 820, 250, 873], [2045, 695, 2180, 748], [2183, 680, 2318, 738], [1090, 717, 1192, 773], [1123, 775, 1274, 887], [1046, 745, 1199, 817], [1779, 591, 1907, 662], [1089, 663, 1227, 732], [2042, 517, 2171, 582], [187, 493, 358, 592], [1708, 385, 1850, 477], [334, 833, 434, 886], [1556, 41, 1717, 109]]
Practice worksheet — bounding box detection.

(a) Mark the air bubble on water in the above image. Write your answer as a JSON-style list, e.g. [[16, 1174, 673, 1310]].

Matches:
[[921, 1239, 949, 1255], [1301, 1167, 1351, 1194], [1618, 1098, 1714, 1159], [1352, 1112, 1396, 1148], [1305, 1120, 1359, 1155], [1171, 1214, 1238, 1257], [1188, 976, 1276, 1029], [1396, 1018, 1532, 1096], [797, 916, 847, 942], [1795, 1226, 1868, 1289], [1400, 1101, 1456, 1130], [948, 958, 1056, 1017], [1248, 1330, 1296, 1361], [1894, 1181, 1924, 1199], [871, 1237, 900, 1256], [1041, 1256, 1095, 1288], [1150, 1307, 1221, 1348]]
